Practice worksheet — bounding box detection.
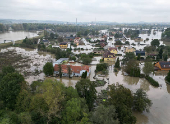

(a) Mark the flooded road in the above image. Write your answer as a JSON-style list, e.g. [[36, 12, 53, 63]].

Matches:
[[0, 31, 39, 44]]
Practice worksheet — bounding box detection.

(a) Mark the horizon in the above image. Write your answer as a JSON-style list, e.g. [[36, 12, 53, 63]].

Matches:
[[0, 0, 170, 23]]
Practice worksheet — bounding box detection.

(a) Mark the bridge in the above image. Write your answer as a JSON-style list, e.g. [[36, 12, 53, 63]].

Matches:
[[4, 40, 15, 45]]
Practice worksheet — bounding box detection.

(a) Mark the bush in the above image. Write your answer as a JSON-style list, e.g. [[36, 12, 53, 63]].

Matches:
[[114, 68, 118, 72], [145, 75, 159, 87]]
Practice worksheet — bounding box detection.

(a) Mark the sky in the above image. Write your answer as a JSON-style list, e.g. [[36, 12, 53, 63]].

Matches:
[[0, 0, 170, 23]]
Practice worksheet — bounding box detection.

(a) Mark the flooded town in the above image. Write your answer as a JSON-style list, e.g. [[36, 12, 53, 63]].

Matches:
[[1, 0, 170, 123], [1, 25, 170, 124]]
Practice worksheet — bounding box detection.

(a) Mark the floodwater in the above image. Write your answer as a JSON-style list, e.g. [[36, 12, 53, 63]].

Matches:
[[1, 29, 170, 123], [0, 47, 55, 84], [0, 31, 39, 44], [57, 62, 170, 124]]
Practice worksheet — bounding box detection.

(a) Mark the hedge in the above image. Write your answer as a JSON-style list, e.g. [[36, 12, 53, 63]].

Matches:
[[145, 75, 159, 87]]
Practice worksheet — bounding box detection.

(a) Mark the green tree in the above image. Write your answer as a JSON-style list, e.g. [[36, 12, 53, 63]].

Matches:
[[50, 33, 54, 39], [58, 64, 62, 78], [124, 60, 139, 75], [62, 98, 88, 123], [43, 62, 54, 76], [0, 72, 25, 110], [81, 71, 87, 79], [158, 48, 163, 59], [151, 39, 160, 47], [19, 112, 33, 124], [133, 89, 152, 112], [37, 79, 65, 124], [15, 89, 32, 113], [165, 70, 170, 83], [123, 52, 136, 62], [91, 104, 119, 124], [137, 53, 141, 61], [2, 65, 15, 75], [82, 57, 92, 65], [67, 65, 72, 78], [107, 84, 136, 124], [115, 57, 120, 68], [65, 86, 79, 101], [76, 79, 97, 111], [143, 61, 154, 76]]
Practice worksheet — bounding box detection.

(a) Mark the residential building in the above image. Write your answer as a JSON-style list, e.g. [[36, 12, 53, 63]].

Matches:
[[93, 49, 104, 55], [103, 50, 116, 62], [74, 37, 81, 46], [100, 42, 107, 48], [108, 47, 118, 54], [53, 58, 69, 66], [60, 42, 68, 49], [53, 64, 90, 77], [135, 50, 146, 58], [125, 47, 136, 53], [42, 39, 49, 45], [154, 61, 170, 71]]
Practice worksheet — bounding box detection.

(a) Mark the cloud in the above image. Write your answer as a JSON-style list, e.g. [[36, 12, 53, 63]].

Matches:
[[0, 0, 170, 22]]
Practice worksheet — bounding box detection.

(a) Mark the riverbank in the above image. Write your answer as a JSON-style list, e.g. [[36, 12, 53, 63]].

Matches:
[[0, 31, 44, 50]]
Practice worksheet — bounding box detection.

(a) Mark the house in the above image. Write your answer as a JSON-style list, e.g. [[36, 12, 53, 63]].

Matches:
[[103, 50, 116, 62], [125, 47, 136, 53], [64, 36, 75, 41], [108, 47, 118, 54], [42, 39, 49, 45], [53, 64, 90, 77], [60, 42, 68, 49], [135, 51, 146, 58], [74, 37, 81, 46], [100, 42, 107, 48], [154, 61, 170, 71], [93, 49, 104, 55], [53, 58, 69, 66]]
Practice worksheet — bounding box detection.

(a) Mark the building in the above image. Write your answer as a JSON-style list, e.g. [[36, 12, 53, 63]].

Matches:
[[135, 51, 146, 58], [154, 61, 170, 71], [103, 50, 116, 62], [53, 64, 90, 77], [74, 37, 81, 46], [42, 39, 49, 45], [108, 47, 118, 54], [93, 49, 104, 55], [60, 42, 68, 49], [125, 47, 136, 53], [53, 58, 69, 66], [100, 42, 107, 48]]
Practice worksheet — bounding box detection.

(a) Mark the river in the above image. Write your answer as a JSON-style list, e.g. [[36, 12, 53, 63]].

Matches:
[[0, 31, 39, 44]]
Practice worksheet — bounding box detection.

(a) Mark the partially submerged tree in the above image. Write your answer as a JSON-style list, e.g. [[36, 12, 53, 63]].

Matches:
[[67, 65, 72, 78], [143, 61, 154, 76], [43, 62, 54, 76], [115, 57, 120, 68], [58, 64, 62, 78], [133, 89, 152, 112], [151, 39, 160, 47]]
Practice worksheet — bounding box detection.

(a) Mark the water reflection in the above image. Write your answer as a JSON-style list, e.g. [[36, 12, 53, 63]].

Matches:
[[140, 79, 150, 92], [133, 112, 149, 124], [123, 76, 139, 85]]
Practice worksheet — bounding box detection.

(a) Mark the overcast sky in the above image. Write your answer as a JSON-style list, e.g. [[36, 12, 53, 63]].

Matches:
[[0, 0, 170, 22]]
